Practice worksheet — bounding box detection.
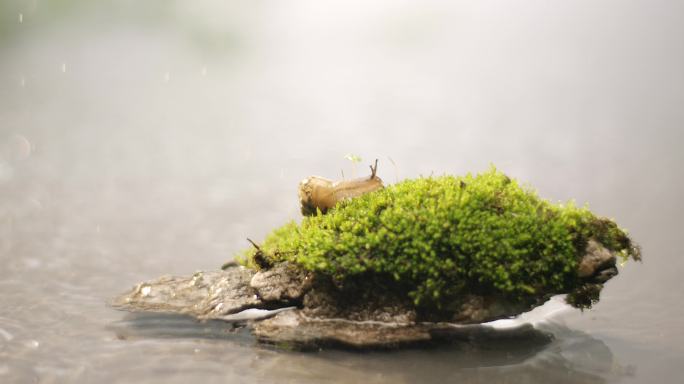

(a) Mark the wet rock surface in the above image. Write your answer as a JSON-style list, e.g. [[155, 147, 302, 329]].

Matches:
[[110, 267, 262, 319], [577, 239, 620, 286], [253, 310, 432, 349], [449, 294, 540, 324], [111, 240, 621, 349], [249, 261, 312, 302], [578, 239, 617, 279]]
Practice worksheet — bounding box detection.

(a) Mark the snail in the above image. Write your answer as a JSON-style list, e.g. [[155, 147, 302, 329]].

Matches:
[[298, 159, 383, 216]]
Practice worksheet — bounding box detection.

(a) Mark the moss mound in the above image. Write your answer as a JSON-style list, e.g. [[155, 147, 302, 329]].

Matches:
[[239, 167, 639, 310]]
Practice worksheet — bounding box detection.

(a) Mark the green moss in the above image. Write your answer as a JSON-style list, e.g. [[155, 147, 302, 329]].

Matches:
[[238, 167, 639, 309]]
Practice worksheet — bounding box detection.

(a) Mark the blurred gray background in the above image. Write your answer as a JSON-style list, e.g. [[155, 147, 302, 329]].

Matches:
[[1, 1, 683, 383]]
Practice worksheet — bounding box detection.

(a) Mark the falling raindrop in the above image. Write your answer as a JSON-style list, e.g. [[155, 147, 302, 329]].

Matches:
[[61, 63, 67, 73], [201, 66, 207, 76], [0, 162, 13, 183], [7, 134, 32, 161], [0, 328, 13, 341], [29, 198, 42, 210], [164, 71, 171, 82], [18, 13, 23, 24], [19, 75, 25, 87]]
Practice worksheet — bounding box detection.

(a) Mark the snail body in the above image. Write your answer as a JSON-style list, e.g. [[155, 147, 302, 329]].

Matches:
[[299, 160, 383, 216]]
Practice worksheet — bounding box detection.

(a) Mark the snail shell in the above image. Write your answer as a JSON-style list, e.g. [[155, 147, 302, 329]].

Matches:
[[299, 161, 383, 216]]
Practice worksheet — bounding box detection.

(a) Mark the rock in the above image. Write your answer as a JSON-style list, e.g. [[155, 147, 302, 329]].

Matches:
[[450, 295, 539, 324], [111, 240, 624, 349], [578, 239, 617, 278], [110, 266, 262, 319], [593, 267, 618, 283], [253, 309, 432, 349], [252, 308, 547, 349], [250, 262, 312, 302], [301, 278, 417, 323]]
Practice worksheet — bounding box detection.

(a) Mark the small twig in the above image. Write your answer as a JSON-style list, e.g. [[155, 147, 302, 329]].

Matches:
[[248, 238, 272, 269], [246, 238, 261, 251]]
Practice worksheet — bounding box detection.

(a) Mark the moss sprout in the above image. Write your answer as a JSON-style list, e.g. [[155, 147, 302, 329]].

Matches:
[[237, 167, 639, 310]]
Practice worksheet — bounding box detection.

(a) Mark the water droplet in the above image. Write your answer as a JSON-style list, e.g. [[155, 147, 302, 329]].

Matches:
[[18, 13, 23, 24], [25, 340, 40, 349], [201, 66, 207, 76], [7, 134, 32, 161], [194, 348, 200, 353], [61, 63, 67, 73], [19, 75, 25, 87], [23, 258, 41, 269], [164, 71, 171, 82]]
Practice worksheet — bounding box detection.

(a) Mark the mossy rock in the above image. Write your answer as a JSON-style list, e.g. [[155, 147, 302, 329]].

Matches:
[[238, 167, 640, 316], [112, 167, 642, 349]]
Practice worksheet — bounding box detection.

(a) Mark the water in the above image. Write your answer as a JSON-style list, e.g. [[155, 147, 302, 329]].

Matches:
[[1, 1, 683, 382]]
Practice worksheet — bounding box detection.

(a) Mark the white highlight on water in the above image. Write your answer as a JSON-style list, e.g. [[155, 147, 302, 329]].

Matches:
[[25, 340, 40, 349], [219, 307, 296, 322], [484, 295, 573, 330]]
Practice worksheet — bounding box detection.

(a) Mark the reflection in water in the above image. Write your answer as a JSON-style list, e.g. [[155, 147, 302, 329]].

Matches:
[[109, 313, 625, 384], [109, 313, 253, 344]]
